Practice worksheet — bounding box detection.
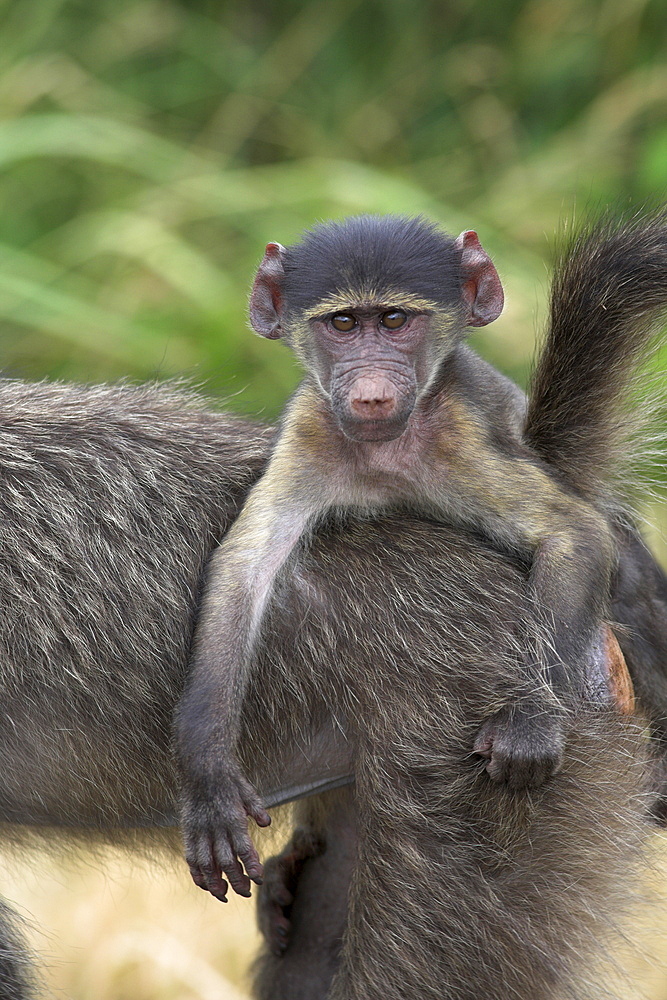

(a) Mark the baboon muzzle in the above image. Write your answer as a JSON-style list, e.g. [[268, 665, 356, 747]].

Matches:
[[340, 374, 414, 441]]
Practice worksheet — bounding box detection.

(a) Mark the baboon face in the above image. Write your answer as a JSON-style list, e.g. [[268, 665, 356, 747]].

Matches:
[[247, 214, 503, 443]]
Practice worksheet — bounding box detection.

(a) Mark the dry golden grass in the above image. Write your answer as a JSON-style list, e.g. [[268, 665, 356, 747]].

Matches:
[[0, 844, 260, 999], [2, 831, 667, 999]]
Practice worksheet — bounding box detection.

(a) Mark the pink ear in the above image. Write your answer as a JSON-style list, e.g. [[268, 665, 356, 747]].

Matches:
[[249, 242, 287, 339], [454, 231, 504, 328]]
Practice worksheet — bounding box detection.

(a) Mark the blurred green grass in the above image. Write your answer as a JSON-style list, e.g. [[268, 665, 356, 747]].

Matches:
[[0, 0, 665, 415]]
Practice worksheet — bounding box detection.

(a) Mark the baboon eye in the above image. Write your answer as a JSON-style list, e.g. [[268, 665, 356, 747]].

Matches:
[[381, 309, 408, 330], [331, 313, 356, 332]]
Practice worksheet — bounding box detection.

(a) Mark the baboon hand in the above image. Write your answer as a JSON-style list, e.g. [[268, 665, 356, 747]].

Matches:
[[473, 705, 565, 790], [257, 828, 325, 955], [182, 763, 271, 902]]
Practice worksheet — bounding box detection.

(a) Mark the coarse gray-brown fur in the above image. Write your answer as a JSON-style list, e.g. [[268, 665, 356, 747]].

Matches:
[[0, 380, 272, 831], [247, 514, 651, 1000], [0, 377, 658, 1000]]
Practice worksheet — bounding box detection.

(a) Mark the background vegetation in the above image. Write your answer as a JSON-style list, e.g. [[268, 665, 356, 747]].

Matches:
[[0, 0, 666, 996]]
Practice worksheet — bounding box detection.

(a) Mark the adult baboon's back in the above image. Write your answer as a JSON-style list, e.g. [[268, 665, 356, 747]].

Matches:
[[0, 377, 655, 1000]]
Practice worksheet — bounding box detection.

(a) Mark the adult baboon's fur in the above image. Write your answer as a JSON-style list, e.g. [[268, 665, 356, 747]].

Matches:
[[252, 528, 667, 1000], [0, 381, 271, 833], [250, 515, 655, 1000], [0, 377, 655, 1000]]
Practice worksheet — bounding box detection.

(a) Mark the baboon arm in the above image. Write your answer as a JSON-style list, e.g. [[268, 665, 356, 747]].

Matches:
[[177, 450, 333, 898], [258, 622, 632, 813], [261, 624, 633, 815], [181, 434, 331, 763]]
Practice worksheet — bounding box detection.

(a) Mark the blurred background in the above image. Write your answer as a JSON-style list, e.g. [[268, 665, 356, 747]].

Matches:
[[0, 0, 666, 996]]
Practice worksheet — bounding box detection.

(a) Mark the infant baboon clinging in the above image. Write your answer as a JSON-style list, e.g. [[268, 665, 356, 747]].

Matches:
[[178, 211, 667, 908]]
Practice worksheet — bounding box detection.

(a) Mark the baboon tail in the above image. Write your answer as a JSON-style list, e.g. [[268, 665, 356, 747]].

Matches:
[[525, 211, 667, 500]]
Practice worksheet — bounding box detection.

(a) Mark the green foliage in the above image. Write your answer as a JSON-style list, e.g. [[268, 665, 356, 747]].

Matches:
[[0, 0, 665, 429]]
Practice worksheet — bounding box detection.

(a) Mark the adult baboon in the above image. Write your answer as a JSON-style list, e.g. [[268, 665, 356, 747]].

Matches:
[[0, 379, 656, 1000], [251, 515, 667, 1000]]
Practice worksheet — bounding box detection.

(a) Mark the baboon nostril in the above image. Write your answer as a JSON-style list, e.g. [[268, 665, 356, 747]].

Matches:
[[351, 397, 394, 416], [349, 377, 397, 418]]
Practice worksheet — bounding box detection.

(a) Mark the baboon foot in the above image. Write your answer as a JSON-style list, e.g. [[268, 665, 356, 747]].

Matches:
[[257, 827, 325, 955], [474, 705, 565, 790]]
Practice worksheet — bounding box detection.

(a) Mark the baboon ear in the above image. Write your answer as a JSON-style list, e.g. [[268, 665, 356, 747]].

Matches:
[[454, 231, 504, 327], [249, 242, 288, 339]]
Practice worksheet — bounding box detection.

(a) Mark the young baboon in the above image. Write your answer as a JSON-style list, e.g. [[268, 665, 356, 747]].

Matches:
[[178, 211, 667, 906], [250, 210, 667, 999]]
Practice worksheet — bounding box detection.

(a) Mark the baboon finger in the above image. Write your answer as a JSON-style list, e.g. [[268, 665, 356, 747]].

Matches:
[[187, 842, 230, 902], [214, 837, 253, 897], [240, 782, 272, 828], [232, 827, 264, 885]]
